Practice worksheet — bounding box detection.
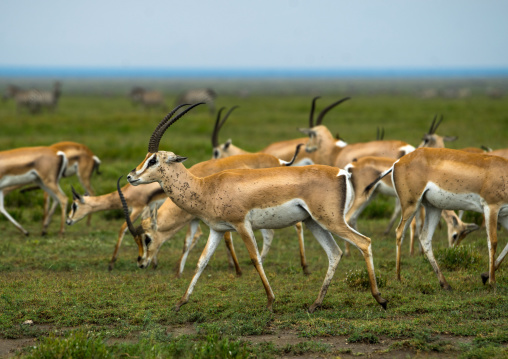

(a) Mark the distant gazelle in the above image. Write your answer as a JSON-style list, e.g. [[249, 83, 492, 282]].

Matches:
[[126, 103, 387, 312]]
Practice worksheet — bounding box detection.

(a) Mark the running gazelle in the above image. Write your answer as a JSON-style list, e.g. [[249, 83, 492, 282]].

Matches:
[[126, 103, 388, 312]]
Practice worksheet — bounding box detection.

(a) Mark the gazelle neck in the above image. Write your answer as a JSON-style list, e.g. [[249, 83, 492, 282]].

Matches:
[[158, 162, 205, 214]]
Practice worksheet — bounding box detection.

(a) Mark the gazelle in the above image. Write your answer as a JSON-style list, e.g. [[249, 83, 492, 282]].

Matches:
[[67, 181, 168, 270], [0, 146, 68, 235], [127, 103, 387, 312], [122, 148, 306, 277], [212, 97, 350, 164], [129, 87, 166, 109], [365, 147, 508, 288], [299, 101, 414, 168], [48, 141, 101, 225], [344, 156, 479, 255]]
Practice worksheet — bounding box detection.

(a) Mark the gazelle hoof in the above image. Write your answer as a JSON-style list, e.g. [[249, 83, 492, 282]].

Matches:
[[481, 272, 489, 285]]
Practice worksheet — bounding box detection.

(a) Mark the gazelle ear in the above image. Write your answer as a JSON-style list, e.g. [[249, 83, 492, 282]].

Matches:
[[71, 186, 85, 204], [174, 155, 187, 163], [298, 128, 313, 136], [443, 136, 458, 142], [224, 139, 232, 150]]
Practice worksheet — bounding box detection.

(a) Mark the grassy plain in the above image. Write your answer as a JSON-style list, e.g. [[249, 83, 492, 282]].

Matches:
[[0, 85, 507, 358]]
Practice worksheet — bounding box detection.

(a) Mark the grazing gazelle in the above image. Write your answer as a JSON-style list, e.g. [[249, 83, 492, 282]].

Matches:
[[364, 147, 508, 288], [127, 103, 388, 313], [0, 146, 68, 235], [67, 181, 168, 270]]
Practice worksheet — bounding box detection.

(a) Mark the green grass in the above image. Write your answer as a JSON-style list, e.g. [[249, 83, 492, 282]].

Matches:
[[1, 87, 507, 358]]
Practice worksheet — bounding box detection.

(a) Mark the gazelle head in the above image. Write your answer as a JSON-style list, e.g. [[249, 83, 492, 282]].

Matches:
[[126, 103, 203, 185], [66, 186, 91, 225], [419, 115, 458, 148], [211, 106, 244, 159], [299, 96, 350, 153], [116, 176, 161, 268], [447, 215, 480, 247]]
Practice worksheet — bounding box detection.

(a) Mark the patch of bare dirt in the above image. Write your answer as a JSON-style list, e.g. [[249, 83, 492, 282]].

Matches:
[[0, 325, 473, 358]]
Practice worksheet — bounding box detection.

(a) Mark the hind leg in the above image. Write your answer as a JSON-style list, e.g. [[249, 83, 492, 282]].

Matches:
[[395, 201, 420, 281], [305, 219, 343, 313]]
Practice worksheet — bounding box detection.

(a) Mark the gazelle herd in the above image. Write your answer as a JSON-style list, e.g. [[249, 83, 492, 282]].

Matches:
[[1, 96, 507, 313]]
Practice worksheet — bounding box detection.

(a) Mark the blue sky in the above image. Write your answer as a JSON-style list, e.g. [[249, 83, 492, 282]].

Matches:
[[1, 0, 507, 71]]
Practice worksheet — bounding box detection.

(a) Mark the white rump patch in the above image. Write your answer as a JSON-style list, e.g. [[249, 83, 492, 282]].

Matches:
[[335, 139, 348, 148], [399, 145, 415, 155]]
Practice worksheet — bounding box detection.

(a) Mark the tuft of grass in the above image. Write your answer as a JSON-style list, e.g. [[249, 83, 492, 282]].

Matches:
[[344, 269, 386, 290], [435, 245, 483, 271], [24, 331, 111, 359], [348, 331, 380, 344]]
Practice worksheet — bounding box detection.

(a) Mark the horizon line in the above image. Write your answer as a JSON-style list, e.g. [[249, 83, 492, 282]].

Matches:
[[1, 65, 508, 79]]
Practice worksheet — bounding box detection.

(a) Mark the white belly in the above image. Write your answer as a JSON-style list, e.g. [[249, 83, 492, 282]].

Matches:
[[424, 182, 484, 213], [63, 162, 78, 177], [0, 170, 39, 189], [247, 199, 310, 230]]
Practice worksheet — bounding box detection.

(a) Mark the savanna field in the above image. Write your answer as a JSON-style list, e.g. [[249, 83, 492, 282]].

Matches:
[[0, 80, 507, 358]]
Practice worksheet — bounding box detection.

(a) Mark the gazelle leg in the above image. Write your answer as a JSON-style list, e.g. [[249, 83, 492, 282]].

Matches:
[[175, 229, 225, 311], [294, 222, 311, 275], [481, 214, 507, 284], [395, 202, 419, 281], [0, 190, 29, 235], [483, 206, 499, 286], [384, 198, 401, 235], [329, 221, 387, 309], [223, 232, 242, 276], [109, 209, 142, 271], [40, 182, 68, 236], [304, 220, 343, 313], [419, 204, 450, 290], [175, 218, 201, 278], [259, 228, 275, 262], [236, 223, 275, 311]]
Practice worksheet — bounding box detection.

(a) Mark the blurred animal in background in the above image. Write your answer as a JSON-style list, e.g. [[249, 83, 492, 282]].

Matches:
[[175, 88, 217, 114], [0, 146, 68, 236], [3, 82, 61, 114], [129, 87, 166, 110]]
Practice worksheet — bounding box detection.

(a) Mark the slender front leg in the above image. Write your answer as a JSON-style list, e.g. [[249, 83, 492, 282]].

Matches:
[[294, 222, 311, 275], [174, 229, 224, 311], [236, 223, 275, 311], [395, 202, 419, 281], [481, 214, 508, 284], [223, 232, 242, 276], [484, 206, 499, 286], [0, 190, 29, 235], [305, 219, 343, 313]]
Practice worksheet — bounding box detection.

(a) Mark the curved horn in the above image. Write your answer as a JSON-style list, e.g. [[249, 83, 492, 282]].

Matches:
[[117, 176, 142, 236], [283, 143, 304, 166], [433, 114, 443, 134], [309, 96, 320, 128], [316, 97, 351, 126], [428, 114, 437, 134], [154, 102, 205, 150], [148, 103, 191, 153], [212, 107, 226, 148], [377, 127, 385, 141], [212, 106, 239, 148], [71, 185, 82, 201]]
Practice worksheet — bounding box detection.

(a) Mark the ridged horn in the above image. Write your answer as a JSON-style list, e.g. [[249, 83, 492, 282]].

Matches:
[[316, 97, 351, 126], [283, 144, 304, 166], [148, 103, 191, 153], [150, 103, 205, 152], [117, 176, 143, 236]]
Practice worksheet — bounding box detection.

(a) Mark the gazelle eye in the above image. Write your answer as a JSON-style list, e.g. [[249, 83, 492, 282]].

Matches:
[[148, 157, 157, 166], [145, 236, 152, 246]]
